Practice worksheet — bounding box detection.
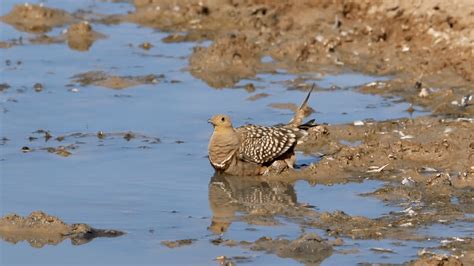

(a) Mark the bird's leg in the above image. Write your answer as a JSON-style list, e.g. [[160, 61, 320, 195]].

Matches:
[[284, 153, 296, 169]]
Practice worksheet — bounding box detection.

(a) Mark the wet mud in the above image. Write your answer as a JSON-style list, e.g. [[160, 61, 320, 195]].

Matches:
[[1, 0, 473, 265], [123, 0, 474, 86], [0, 211, 124, 248]]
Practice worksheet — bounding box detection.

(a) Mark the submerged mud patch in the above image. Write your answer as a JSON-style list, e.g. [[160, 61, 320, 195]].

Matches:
[[20, 130, 161, 157], [161, 239, 197, 248], [248, 233, 333, 264], [0, 211, 124, 248], [71, 71, 162, 89]]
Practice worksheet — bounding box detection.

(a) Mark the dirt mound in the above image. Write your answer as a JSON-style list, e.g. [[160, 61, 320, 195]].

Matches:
[[1, 4, 74, 33], [189, 34, 262, 88], [0, 211, 125, 248]]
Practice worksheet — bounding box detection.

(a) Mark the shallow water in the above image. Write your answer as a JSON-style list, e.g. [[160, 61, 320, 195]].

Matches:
[[0, 0, 450, 265]]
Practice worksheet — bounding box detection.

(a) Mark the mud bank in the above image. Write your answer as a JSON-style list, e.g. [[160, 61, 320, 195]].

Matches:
[[1, 0, 473, 265], [205, 114, 473, 263], [122, 0, 473, 115], [0, 211, 125, 248], [299, 116, 473, 186]]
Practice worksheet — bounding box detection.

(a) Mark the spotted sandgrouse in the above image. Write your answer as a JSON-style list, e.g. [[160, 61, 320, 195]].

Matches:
[[208, 87, 315, 176]]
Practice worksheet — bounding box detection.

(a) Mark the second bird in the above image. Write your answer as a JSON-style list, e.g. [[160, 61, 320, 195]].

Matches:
[[207, 87, 316, 176]]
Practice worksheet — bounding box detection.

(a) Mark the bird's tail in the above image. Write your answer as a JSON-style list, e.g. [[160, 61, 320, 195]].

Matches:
[[288, 84, 315, 127]]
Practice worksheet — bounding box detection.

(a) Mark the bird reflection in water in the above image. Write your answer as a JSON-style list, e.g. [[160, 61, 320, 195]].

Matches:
[[208, 174, 298, 234]]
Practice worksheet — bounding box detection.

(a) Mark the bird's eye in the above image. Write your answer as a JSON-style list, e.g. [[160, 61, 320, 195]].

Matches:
[[221, 117, 225, 122]]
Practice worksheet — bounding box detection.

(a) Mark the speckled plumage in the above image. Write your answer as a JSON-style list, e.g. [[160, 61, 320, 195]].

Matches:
[[208, 87, 315, 176]]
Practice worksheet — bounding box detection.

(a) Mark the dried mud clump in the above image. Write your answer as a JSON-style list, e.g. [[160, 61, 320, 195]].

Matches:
[[189, 34, 261, 88], [1, 4, 74, 33], [66, 22, 106, 51], [0, 211, 125, 248], [71, 71, 161, 89]]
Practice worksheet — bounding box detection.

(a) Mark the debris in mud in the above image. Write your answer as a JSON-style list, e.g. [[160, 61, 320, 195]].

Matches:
[[1, 4, 74, 33], [0, 211, 124, 248], [71, 71, 161, 89], [161, 239, 196, 248]]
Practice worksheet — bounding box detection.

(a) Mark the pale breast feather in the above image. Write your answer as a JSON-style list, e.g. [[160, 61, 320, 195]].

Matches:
[[236, 125, 298, 164]]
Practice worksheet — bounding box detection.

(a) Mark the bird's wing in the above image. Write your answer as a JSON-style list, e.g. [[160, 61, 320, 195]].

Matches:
[[236, 125, 298, 164], [287, 84, 314, 127]]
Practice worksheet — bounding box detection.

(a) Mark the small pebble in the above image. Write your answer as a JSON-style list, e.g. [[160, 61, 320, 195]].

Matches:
[[97, 131, 105, 139], [34, 83, 43, 92], [245, 83, 255, 93], [139, 42, 153, 50]]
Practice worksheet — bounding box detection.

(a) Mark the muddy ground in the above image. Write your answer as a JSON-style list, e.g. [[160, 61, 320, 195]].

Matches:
[[1, 0, 473, 265], [0, 211, 124, 248]]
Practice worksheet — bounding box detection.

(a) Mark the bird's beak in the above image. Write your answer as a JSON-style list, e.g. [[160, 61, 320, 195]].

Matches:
[[207, 119, 213, 125]]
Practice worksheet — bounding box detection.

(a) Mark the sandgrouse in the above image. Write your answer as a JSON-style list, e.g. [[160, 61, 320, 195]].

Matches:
[[208, 87, 315, 176]]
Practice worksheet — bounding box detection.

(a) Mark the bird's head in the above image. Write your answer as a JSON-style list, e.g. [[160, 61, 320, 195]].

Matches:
[[208, 114, 233, 129]]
